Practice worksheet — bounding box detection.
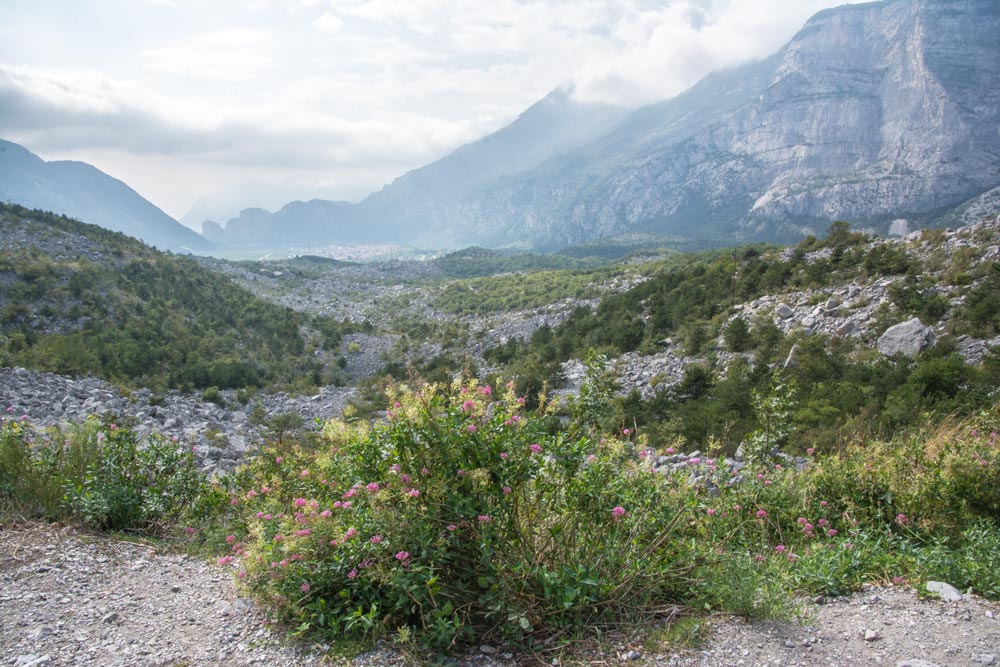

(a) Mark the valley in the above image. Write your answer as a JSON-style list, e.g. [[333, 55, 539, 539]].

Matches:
[[3, 0, 1000, 663]]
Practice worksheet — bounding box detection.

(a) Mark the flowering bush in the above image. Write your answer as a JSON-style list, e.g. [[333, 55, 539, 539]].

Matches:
[[232, 380, 692, 648]]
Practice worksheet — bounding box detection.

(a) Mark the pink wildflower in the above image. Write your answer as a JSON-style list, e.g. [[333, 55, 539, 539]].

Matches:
[[530, 443, 542, 454], [370, 535, 382, 544], [225, 534, 237, 544], [446, 524, 457, 531], [347, 569, 358, 579], [756, 509, 767, 519], [611, 506, 627, 521], [467, 424, 477, 433], [344, 527, 358, 540], [477, 514, 491, 524], [395, 551, 410, 561], [500, 452, 509, 459], [366, 482, 380, 493], [320, 510, 332, 518], [408, 488, 420, 498], [827, 529, 838, 537], [502, 486, 512, 495], [294, 498, 307, 507], [300, 583, 310, 593]]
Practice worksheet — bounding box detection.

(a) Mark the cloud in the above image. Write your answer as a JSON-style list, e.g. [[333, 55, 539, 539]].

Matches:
[[0, 62, 495, 217], [570, 0, 868, 106], [140, 29, 277, 81], [0, 0, 866, 221], [313, 11, 343, 33]]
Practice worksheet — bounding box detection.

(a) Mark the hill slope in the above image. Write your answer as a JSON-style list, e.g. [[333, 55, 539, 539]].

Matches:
[[0, 139, 213, 253], [0, 203, 348, 390]]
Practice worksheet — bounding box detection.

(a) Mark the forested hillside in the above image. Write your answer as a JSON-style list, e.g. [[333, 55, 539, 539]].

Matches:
[[0, 204, 357, 391], [477, 222, 1000, 451]]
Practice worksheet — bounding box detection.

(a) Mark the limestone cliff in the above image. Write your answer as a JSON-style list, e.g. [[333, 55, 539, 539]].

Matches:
[[213, 0, 1000, 249]]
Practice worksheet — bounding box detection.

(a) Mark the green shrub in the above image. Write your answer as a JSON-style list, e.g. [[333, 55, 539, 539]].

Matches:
[[230, 381, 693, 649], [202, 386, 226, 407], [60, 420, 204, 532], [0, 414, 203, 532]]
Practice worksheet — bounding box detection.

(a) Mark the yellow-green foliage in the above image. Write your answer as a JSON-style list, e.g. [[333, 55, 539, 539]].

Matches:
[[802, 416, 1000, 536]]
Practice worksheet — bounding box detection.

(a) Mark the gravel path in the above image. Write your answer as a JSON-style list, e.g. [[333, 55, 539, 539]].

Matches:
[[661, 590, 1000, 667], [2, 525, 998, 667]]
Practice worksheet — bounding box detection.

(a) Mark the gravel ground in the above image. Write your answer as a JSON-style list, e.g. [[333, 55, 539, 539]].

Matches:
[[2, 525, 998, 667]]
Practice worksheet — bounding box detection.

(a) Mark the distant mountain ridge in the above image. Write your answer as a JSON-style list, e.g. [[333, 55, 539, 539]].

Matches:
[[0, 139, 212, 253], [206, 0, 1000, 250]]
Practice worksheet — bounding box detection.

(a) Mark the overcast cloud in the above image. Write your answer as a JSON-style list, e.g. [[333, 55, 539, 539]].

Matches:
[[0, 0, 863, 227]]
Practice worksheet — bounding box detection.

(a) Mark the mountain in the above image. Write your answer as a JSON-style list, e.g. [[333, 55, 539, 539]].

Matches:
[[209, 0, 1000, 250], [0, 139, 213, 253], [208, 88, 630, 247]]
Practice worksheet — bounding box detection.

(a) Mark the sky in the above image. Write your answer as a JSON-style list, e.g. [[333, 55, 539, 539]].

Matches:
[[0, 0, 864, 229]]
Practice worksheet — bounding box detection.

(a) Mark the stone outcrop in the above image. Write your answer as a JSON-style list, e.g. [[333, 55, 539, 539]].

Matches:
[[877, 318, 937, 357]]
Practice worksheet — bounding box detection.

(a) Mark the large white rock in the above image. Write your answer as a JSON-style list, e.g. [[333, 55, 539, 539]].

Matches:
[[877, 318, 936, 357]]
